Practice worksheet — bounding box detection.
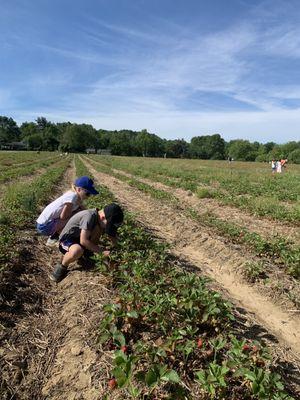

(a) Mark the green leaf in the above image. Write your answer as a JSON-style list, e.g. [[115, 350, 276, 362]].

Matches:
[[145, 369, 159, 387], [161, 370, 181, 383], [126, 310, 138, 318], [113, 332, 126, 346], [194, 370, 206, 384], [112, 367, 127, 388], [98, 333, 110, 344], [114, 350, 127, 365]]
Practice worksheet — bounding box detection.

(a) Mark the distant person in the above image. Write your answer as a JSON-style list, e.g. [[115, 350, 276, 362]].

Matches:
[[36, 176, 99, 246], [50, 203, 124, 283], [276, 160, 282, 173], [280, 159, 287, 172], [271, 159, 276, 174]]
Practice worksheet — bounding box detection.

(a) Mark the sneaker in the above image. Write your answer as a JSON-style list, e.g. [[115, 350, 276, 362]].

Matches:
[[50, 264, 68, 283], [46, 237, 59, 247]]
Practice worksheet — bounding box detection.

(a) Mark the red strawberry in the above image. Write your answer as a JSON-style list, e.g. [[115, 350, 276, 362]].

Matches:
[[108, 378, 117, 390], [242, 344, 251, 352], [121, 345, 127, 353], [197, 338, 203, 348]]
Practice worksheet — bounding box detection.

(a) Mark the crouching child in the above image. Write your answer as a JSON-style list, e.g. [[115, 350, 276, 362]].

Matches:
[[50, 203, 124, 283], [36, 176, 99, 246]]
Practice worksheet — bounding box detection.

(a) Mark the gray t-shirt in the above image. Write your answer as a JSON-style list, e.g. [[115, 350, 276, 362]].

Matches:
[[59, 209, 99, 242]]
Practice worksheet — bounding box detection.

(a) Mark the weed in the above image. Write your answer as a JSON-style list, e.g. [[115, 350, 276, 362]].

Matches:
[[244, 261, 265, 282]]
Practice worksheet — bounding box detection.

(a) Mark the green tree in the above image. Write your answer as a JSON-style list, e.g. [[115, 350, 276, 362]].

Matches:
[[25, 134, 43, 150], [189, 134, 225, 159], [288, 148, 300, 164], [268, 145, 284, 160], [263, 142, 276, 153], [109, 130, 137, 155], [98, 129, 111, 149], [43, 125, 60, 150], [227, 139, 257, 161], [136, 129, 164, 157], [20, 121, 38, 139], [281, 141, 300, 157], [36, 116, 51, 131], [0, 116, 20, 144], [165, 139, 189, 158], [60, 124, 86, 152], [56, 122, 72, 139], [60, 123, 98, 152]]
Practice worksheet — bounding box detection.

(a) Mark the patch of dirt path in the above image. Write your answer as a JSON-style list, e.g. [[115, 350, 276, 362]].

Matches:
[[0, 160, 112, 399], [110, 167, 300, 245], [83, 159, 300, 361]]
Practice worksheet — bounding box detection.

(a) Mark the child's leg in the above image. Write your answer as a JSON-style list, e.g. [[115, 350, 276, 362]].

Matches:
[[62, 244, 84, 267], [50, 242, 83, 283]]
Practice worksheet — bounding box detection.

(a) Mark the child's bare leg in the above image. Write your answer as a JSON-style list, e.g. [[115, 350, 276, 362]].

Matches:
[[62, 244, 84, 267]]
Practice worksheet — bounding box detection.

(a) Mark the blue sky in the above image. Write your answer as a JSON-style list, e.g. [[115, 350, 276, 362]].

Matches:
[[1, 0, 300, 143]]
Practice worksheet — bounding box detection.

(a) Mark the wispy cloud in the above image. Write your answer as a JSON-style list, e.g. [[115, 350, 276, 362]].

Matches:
[[2, 0, 300, 142]]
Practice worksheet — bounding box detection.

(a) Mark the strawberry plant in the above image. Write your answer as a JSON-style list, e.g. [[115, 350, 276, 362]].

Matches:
[[78, 157, 296, 399]]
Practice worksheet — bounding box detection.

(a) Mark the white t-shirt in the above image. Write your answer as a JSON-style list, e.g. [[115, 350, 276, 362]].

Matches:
[[36, 191, 80, 224]]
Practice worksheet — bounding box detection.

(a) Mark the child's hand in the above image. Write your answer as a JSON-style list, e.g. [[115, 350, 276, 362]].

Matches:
[[102, 250, 110, 258]]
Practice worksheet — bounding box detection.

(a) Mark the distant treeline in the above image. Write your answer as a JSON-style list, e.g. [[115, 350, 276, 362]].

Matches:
[[1, 116, 300, 163]]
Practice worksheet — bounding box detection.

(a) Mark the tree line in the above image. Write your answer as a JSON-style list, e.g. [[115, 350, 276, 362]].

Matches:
[[1, 115, 300, 163]]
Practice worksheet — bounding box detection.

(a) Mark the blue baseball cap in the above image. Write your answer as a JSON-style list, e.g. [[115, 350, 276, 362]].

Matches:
[[74, 176, 99, 195]]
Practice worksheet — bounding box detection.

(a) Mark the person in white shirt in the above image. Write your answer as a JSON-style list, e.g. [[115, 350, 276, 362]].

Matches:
[[276, 160, 282, 173], [36, 176, 99, 246]]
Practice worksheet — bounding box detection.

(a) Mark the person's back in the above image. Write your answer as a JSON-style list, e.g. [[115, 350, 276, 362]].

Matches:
[[37, 190, 79, 226], [59, 209, 99, 242]]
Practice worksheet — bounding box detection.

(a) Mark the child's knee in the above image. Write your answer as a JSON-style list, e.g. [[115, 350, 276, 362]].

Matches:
[[70, 244, 84, 257]]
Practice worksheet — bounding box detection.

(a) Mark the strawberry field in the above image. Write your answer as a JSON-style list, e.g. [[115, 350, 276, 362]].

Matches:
[[0, 151, 299, 399]]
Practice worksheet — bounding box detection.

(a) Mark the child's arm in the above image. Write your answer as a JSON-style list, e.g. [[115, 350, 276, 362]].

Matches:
[[80, 229, 102, 253], [60, 203, 74, 220]]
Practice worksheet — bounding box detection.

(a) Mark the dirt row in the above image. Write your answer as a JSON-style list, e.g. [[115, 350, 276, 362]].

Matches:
[[0, 164, 113, 399], [82, 157, 300, 363], [108, 166, 300, 245]]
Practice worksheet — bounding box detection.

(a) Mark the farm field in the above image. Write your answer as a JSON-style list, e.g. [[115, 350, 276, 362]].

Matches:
[[0, 151, 299, 399]]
